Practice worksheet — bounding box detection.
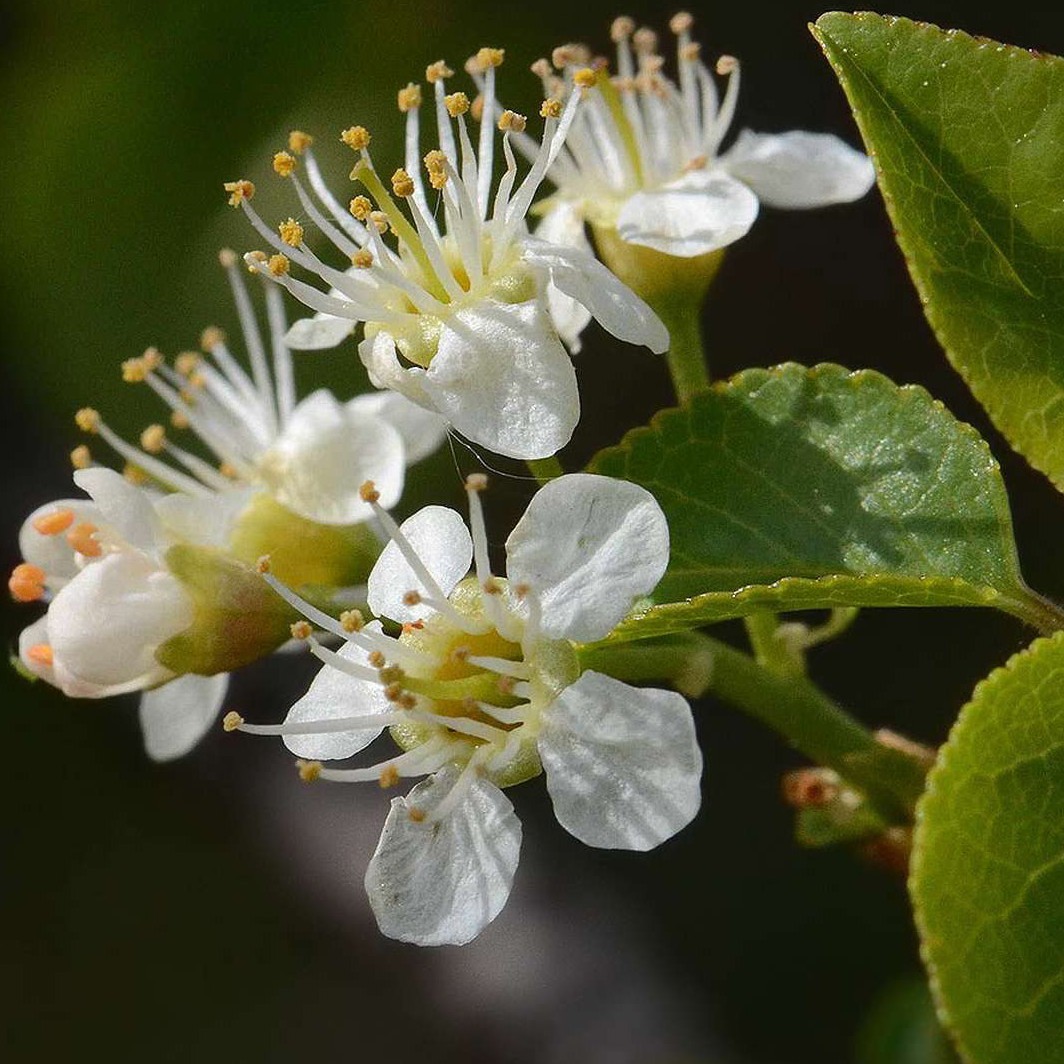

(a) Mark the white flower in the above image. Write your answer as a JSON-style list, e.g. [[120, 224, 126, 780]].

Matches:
[[521, 13, 875, 260], [12, 467, 228, 760], [226, 53, 668, 461], [232, 472, 702, 945], [74, 249, 448, 529]]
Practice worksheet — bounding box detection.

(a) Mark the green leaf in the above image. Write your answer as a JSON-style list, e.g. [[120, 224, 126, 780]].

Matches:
[[812, 13, 1064, 490], [911, 632, 1064, 1064], [588, 364, 1054, 641]]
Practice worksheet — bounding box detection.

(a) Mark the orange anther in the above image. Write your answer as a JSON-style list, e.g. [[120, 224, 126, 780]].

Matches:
[[32, 508, 75, 536], [66, 523, 102, 557], [27, 643, 54, 667], [9, 563, 46, 603]]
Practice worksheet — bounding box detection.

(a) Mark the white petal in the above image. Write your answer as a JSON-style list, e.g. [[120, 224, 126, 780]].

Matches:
[[720, 129, 876, 209], [539, 671, 702, 850], [359, 329, 436, 409], [367, 506, 472, 624], [138, 673, 229, 762], [506, 473, 669, 643], [365, 768, 522, 946], [521, 238, 668, 354], [47, 552, 193, 694], [422, 300, 579, 461], [18, 499, 104, 588], [616, 170, 760, 256], [284, 313, 354, 351], [535, 202, 594, 354], [263, 389, 405, 524], [283, 627, 391, 759], [73, 467, 163, 552], [18, 616, 56, 685], [154, 489, 254, 548], [345, 392, 450, 465]]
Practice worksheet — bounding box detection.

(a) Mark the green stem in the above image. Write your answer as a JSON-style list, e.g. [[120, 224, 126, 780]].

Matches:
[[657, 300, 710, 403], [527, 456, 564, 486], [999, 587, 1064, 635], [582, 632, 927, 822], [744, 610, 804, 677]]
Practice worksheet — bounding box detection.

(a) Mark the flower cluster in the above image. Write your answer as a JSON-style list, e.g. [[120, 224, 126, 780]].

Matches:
[[229, 473, 702, 944]]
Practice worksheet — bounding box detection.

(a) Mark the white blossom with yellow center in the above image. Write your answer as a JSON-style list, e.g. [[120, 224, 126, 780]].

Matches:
[[232, 473, 702, 945], [76, 250, 447, 529], [227, 50, 667, 461], [512, 14, 874, 270]]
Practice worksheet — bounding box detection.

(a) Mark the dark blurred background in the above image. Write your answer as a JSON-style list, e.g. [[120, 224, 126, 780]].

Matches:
[[2, 2, 1062, 1061]]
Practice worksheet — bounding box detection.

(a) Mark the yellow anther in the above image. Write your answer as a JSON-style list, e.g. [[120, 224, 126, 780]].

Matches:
[[200, 325, 224, 351], [288, 129, 314, 155], [573, 67, 598, 89], [70, 445, 92, 470], [483, 578, 502, 596], [169, 410, 190, 431], [408, 807, 426, 823], [475, 46, 505, 70], [498, 110, 527, 133], [270, 152, 295, 181], [368, 650, 386, 669], [351, 248, 374, 269], [67, 522, 101, 558], [123, 463, 150, 485], [9, 563, 46, 603], [540, 98, 563, 119], [26, 643, 54, 668], [188, 371, 207, 390], [174, 352, 200, 376], [716, 54, 738, 75], [465, 473, 488, 492], [378, 665, 404, 685], [32, 508, 75, 537], [278, 217, 304, 247], [223, 179, 255, 206], [470, 95, 485, 123], [349, 195, 373, 221], [398, 692, 417, 710], [140, 424, 166, 454], [384, 682, 404, 703], [670, 11, 694, 34], [222, 711, 244, 732], [359, 480, 380, 504], [397, 82, 422, 112], [290, 620, 313, 641], [218, 461, 238, 479], [340, 125, 371, 151], [340, 609, 365, 633], [141, 347, 163, 372], [390, 168, 415, 198], [255, 555, 272, 574], [424, 149, 448, 189], [450, 645, 471, 663], [402, 590, 422, 607], [632, 27, 658, 53], [611, 15, 636, 41], [425, 60, 454, 83], [379, 764, 401, 789], [75, 408, 99, 433], [218, 248, 239, 268], [296, 759, 323, 783], [513, 582, 531, 599], [530, 58, 552, 79], [369, 210, 389, 233], [680, 42, 701, 61], [428, 169, 448, 191], [267, 253, 290, 277], [121, 357, 148, 383], [444, 92, 470, 117]]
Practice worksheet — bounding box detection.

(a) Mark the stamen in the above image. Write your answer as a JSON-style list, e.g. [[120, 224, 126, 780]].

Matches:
[[397, 83, 422, 112], [288, 130, 314, 154], [273, 151, 297, 177], [341, 126, 372, 151], [66, 523, 101, 557], [278, 218, 304, 247], [223, 179, 256, 207], [70, 445, 92, 470]]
